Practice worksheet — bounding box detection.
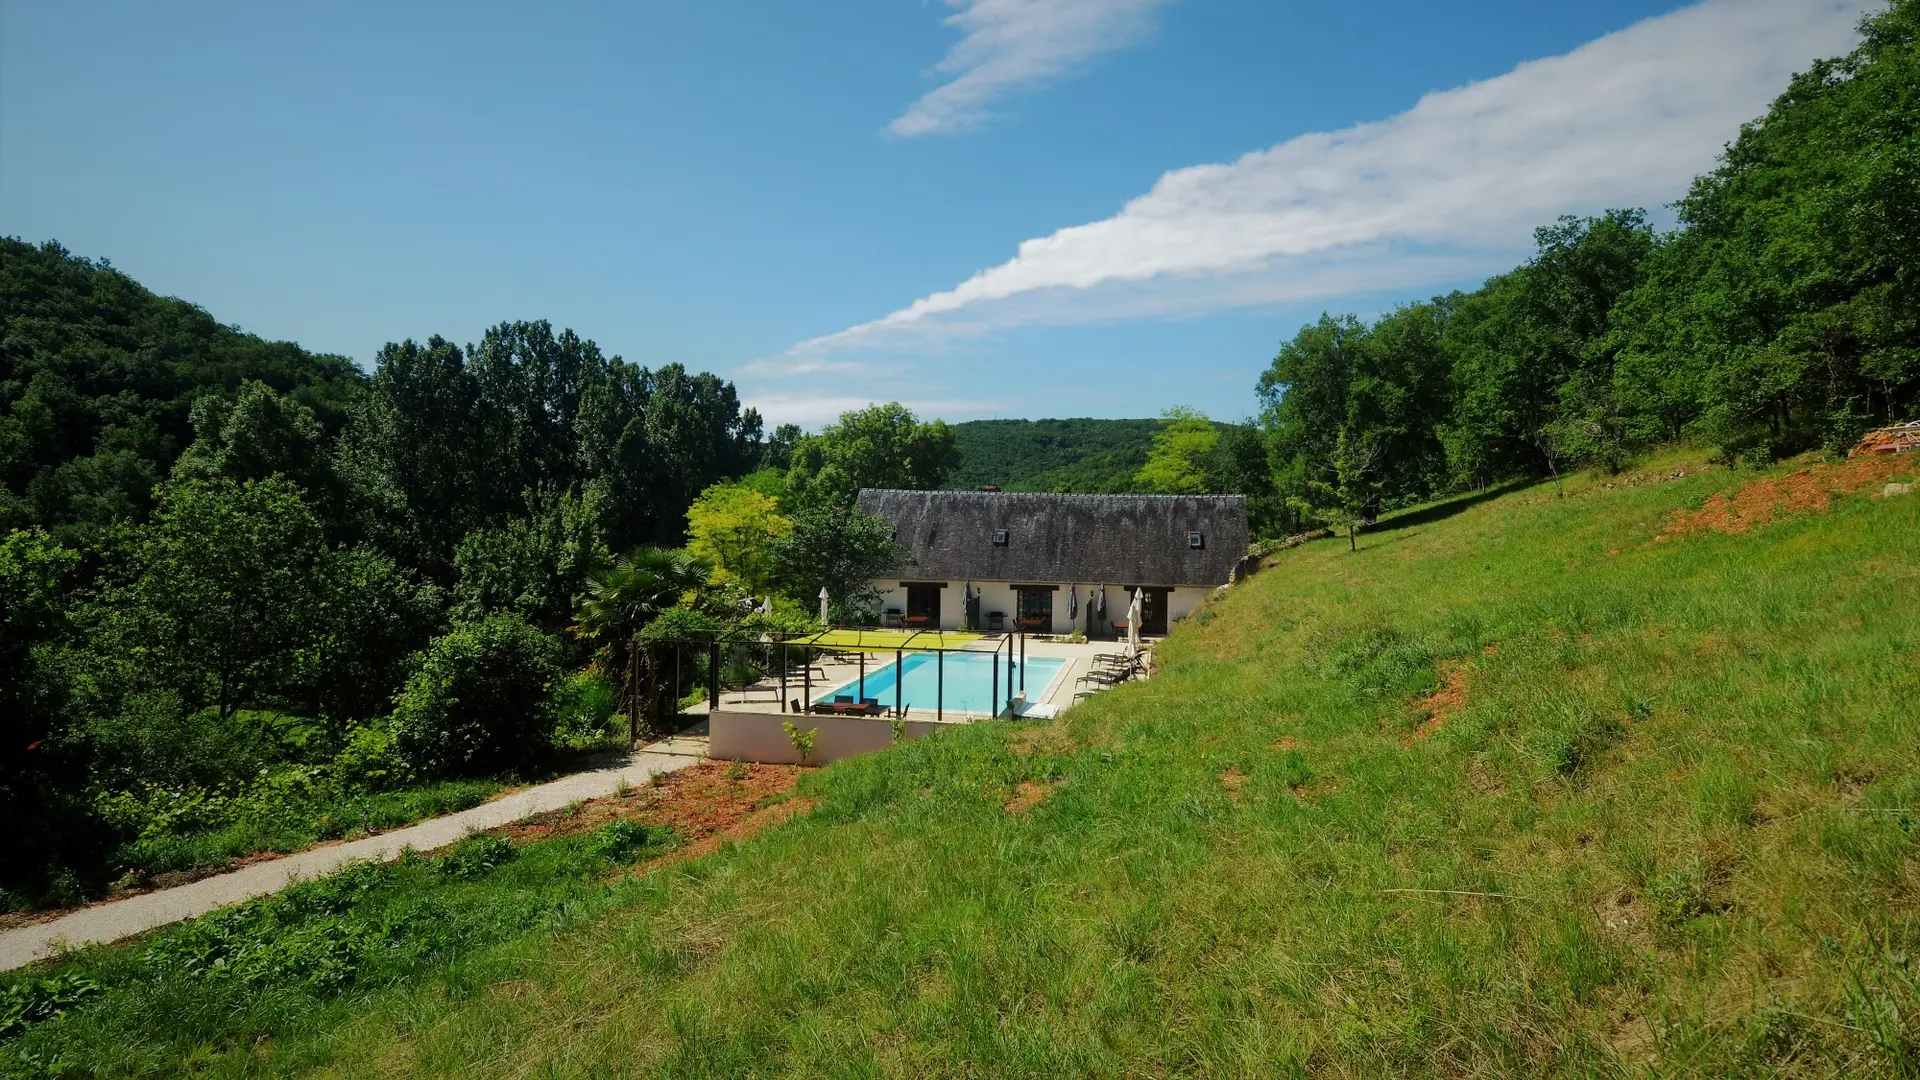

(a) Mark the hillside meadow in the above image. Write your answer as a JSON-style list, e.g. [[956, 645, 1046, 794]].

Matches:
[[5, 448, 1918, 1078]]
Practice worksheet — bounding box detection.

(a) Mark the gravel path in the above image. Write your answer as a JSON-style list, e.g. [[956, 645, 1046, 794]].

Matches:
[[0, 747, 703, 972]]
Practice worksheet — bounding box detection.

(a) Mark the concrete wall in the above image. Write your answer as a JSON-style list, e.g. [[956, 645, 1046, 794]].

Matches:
[[708, 708, 948, 765]]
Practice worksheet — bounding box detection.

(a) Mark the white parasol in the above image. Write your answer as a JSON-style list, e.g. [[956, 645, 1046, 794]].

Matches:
[[1125, 587, 1142, 656], [818, 586, 830, 626]]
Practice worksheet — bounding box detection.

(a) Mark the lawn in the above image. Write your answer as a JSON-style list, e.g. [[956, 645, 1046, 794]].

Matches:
[[795, 627, 986, 652], [6, 448, 1918, 1077]]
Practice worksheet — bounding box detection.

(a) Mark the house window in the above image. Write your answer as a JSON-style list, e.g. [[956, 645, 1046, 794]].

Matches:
[[1016, 586, 1052, 630], [993, 529, 1009, 546], [1189, 532, 1204, 549]]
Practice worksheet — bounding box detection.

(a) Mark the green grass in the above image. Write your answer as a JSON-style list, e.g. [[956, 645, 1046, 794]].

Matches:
[[797, 628, 985, 651], [109, 779, 504, 880], [2, 822, 677, 1076], [7, 449, 1918, 1077]]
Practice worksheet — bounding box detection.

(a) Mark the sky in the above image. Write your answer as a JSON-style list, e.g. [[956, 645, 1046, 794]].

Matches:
[[0, 0, 1874, 427]]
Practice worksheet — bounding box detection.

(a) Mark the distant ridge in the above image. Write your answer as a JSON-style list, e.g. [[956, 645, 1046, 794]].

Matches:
[[945, 418, 1161, 493]]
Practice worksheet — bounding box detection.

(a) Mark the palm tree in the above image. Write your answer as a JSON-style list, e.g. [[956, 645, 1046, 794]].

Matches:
[[573, 547, 715, 738]]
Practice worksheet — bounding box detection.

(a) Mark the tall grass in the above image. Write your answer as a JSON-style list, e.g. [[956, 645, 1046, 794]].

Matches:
[[7, 450, 1917, 1077]]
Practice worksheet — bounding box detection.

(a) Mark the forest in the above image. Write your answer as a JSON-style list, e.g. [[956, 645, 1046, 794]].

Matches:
[[1256, 5, 1916, 541], [0, 243, 954, 908], [3, 0, 1914, 912]]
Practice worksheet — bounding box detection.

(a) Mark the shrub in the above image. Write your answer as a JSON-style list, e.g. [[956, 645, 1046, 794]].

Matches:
[[584, 819, 665, 862], [329, 719, 409, 792], [391, 612, 562, 779], [438, 834, 515, 880], [550, 671, 619, 747], [1, 973, 100, 1039]]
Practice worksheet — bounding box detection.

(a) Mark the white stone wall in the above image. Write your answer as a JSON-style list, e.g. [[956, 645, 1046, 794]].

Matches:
[[865, 579, 1214, 636]]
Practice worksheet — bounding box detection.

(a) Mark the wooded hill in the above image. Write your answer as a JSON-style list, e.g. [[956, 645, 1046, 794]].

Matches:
[[945, 418, 1162, 492]]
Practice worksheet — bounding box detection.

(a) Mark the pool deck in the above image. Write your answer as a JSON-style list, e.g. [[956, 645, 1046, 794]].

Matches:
[[708, 637, 1148, 720]]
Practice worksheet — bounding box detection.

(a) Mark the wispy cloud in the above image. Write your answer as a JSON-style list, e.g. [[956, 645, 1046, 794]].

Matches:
[[889, 0, 1170, 137], [817, 0, 1869, 353], [746, 393, 1010, 428]]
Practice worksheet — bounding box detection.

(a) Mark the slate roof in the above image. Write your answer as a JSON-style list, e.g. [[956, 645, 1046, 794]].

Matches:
[[855, 489, 1248, 587]]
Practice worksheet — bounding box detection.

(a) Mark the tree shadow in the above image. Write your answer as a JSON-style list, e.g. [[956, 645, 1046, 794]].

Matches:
[[1363, 479, 1535, 536]]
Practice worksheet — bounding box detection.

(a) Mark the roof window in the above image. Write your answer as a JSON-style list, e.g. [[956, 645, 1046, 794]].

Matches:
[[993, 529, 1009, 546], [1189, 532, 1205, 549]]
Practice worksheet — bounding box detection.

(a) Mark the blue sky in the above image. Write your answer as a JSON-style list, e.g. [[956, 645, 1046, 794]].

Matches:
[[0, 0, 1871, 427]]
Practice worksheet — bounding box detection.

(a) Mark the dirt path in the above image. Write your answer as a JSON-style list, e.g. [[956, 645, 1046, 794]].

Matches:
[[0, 747, 703, 973]]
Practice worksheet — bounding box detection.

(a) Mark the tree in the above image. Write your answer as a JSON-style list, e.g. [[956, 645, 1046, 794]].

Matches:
[[452, 486, 610, 638], [87, 477, 328, 722], [1287, 426, 1383, 552], [0, 528, 89, 894], [572, 548, 716, 727], [786, 403, 958, 506], [771, 503, 906, 620], [1608, 2, 1919, 461], [1134, 407, 1220, 494], [684, 480, 792, 596], [1204, 423, 1282, 536]]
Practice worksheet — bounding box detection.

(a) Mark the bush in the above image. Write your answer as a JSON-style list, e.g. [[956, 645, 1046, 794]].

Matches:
[[550, 671, 619, 747], [329, 719, 409, 791], [584, 819, 666, 862], [391, 612, 562, 779], [438, 834, 515, 880]]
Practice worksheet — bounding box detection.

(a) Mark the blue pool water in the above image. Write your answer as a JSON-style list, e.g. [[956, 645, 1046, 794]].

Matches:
[[813, 651, 1066, 715]]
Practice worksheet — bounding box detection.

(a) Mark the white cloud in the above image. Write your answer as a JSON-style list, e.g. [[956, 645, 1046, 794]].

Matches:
[[812, 0, 1871, 355], [745, 393, 1010, 428], [889, 0, 1169, 137]]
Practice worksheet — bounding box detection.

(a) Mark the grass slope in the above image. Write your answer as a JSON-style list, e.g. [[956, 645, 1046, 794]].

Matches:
[[9, 450, 1920, 1077]]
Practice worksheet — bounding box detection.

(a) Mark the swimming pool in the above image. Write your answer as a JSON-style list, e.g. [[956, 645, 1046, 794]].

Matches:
[[813, 651, 1066, 716]]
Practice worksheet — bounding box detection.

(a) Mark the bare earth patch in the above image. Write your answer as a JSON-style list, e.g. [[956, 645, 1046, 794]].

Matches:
[[1658, 454, 1915, 539], [1004, 781, 1054, 815], [1220, 768, 1248, 803], [1410, 665, 1471, 742], [504, 760, 807, 855]]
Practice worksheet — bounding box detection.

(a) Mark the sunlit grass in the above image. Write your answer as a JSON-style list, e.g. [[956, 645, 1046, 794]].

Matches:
[[8, 448, 1918, 1077], [797, 627, 986, 652]]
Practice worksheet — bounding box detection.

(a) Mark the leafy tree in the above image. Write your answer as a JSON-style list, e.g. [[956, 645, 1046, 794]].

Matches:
[[1261, 314, 1365, 510], [302, 547, 445, 729], [771, 503, 906, 620], [1135, 407, 1221, 494], [172, 380, 328, 487], [684, 480, 792, 596], [0, 528, 90, 894], [763, 424, 802, 471], [786, 403, 958, 506], [572, 548, 716, 723], [1204, 423, 1283, 536], [451, 487, 609, 638], [1286, 426, 1383, 552], [1443, 211, 1658, 483], [85, 477, 329, 723]]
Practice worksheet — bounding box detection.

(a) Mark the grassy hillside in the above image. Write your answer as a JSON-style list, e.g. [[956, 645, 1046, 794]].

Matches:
[[9, 449, 1919, 1077], [946, 418, 1161, 491]]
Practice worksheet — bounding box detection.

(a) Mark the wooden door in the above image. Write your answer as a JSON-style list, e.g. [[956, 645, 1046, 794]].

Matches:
[[1141, 587, 1169, 636], [905, 583, 941, 628]]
